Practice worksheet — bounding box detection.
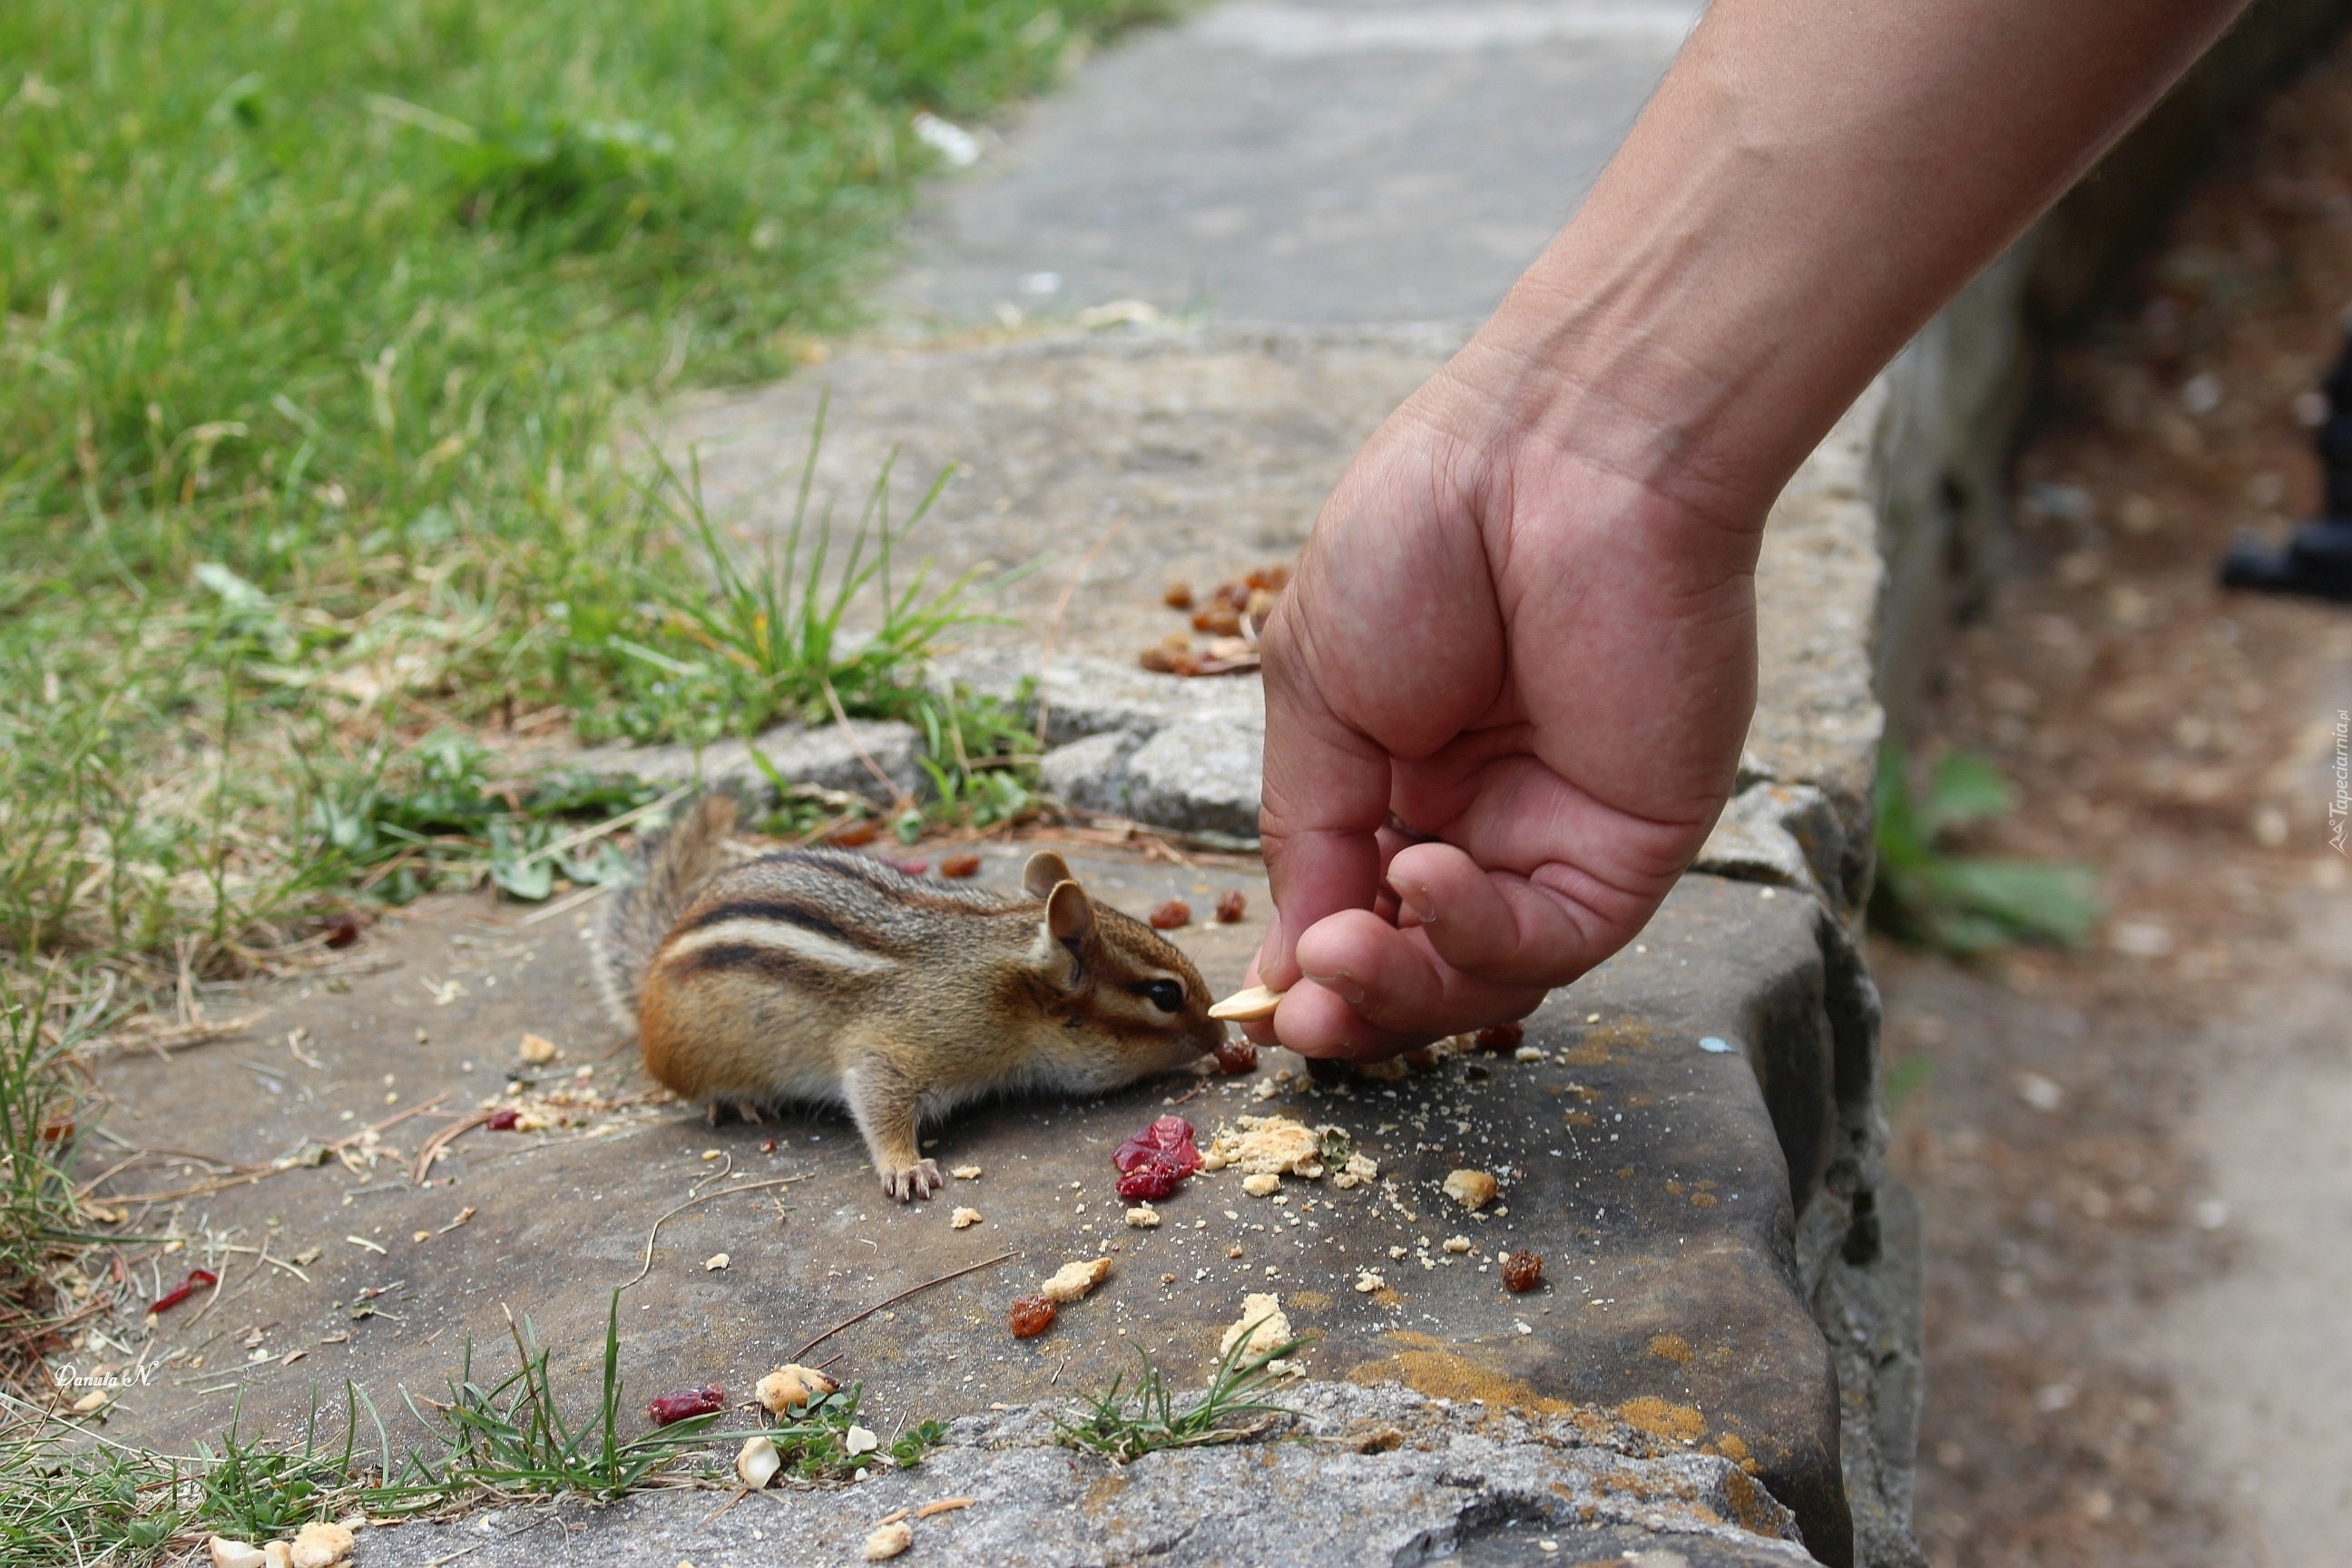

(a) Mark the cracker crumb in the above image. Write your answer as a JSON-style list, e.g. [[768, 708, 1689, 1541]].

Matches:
[[1354, 1270, 1387, 1294], [1443, 1169, 1498, 1210], [952, 1165, 983, 1181], [1125, 1205, 1161, 1228], [1241, 1172, 1280, 1198], [951, 1207, 982, 1230], [1042, 1258, 1112, 1303], [1218, 1291, 1296, 1363]]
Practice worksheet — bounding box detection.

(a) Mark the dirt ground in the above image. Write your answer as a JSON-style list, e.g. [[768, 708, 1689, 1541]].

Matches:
[[1881, 35, 2352, 1568]]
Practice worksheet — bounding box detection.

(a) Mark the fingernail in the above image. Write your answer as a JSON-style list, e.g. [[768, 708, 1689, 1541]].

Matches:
[[1303, 968, 1367, 1006], [1393, 879, 1437, 925]]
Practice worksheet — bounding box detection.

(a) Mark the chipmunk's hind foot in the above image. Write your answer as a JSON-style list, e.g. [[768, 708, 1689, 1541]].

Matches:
[[705, 1097, 778, 1128]]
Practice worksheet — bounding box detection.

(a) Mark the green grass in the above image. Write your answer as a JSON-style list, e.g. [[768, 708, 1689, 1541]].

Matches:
[[0, 1291, 946, 1564], [1054, 1324, 1308, 1465]]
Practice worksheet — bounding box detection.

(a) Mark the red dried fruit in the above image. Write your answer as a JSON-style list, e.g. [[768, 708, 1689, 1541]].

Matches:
[[646, 1385, 726, 1425], [1473, 1021, 1525, 1053], [828, 819, 878, 848], [887, 858, 929, 877], [1212, 889, 1246, 924], [1191, 605, 1241, 637], [148, 1269, 220, 1316], [1163, 581, 1194, 610], [1211, 1038, 1259, 1074], [760, 1137, 779, 1153], [940, 851, 982, 878], [1147, 899, 1191, 930], [1244, 565, 1290, 592], [1114, 1115, 1203, 1200], [485, 1107, 522, 1131], [1501, 1250, 1544, 1292], [323, 913, 362, 949], [1009, 1294, 1057, 1338]]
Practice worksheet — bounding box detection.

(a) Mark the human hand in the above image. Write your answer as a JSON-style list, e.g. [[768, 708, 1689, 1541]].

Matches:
[[1245, 343, 1765, 1059]]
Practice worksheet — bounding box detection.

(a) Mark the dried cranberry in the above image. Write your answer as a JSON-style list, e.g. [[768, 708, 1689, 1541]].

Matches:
[[1243, 565, 1290, 593], [1212, 889, 1246, 924], [887, 858, 929, 877], [1191, 606, 1241, 637], [1009, 1294, 1056, 1338], [646, 1385, 725, 1425], [148, 1269, 219, 1316], [1210, 1039, 1258, 1074], [1501, 1250, 1544, 1292], [1473, 1022, 1525, 1054], [940, 851, 982, 878], [1147, 899, 1191, 930], [485, 1107, 522, 1131], [323, 913, 362, 949], [1163, 581, 1194, 610], [760, 1138, 779, 1153], [827, 820, 878, 848], [1114, 1115, 1203, 1201]]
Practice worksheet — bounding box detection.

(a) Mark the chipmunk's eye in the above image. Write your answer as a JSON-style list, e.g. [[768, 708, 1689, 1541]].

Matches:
[[1142, 979, 1185, 1014]]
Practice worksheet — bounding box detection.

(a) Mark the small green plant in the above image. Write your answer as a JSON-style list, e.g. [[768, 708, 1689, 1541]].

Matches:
[[756, 1386, 944, 1482], [1872, 747, 2103, 953], [396, 1293, 718, 1503], [193, 1391, 358, 1541], [0, 974, 103, 1374], [1055, 1324, 1308, 1465], [625, 407, 1008, 743]]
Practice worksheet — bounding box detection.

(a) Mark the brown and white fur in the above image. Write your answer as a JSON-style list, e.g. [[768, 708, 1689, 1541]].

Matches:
[[594, 796, 1224, 1200]]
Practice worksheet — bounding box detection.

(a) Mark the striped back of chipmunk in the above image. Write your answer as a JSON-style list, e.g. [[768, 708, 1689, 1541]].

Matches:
[[647, 848, 1023, 995]]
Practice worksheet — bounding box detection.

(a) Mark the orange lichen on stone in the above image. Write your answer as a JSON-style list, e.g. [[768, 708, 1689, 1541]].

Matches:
[[1560, 1019, 1658, 1066], [1346, 1333, 1573, 1415], [1647, 1333, 1696, 1365], [1690, 1192, 1720, 1208], [1624, 1093, 1658, 1108], [1715, 1432, 1750, 1460], [1665, 1180, 1685, 1195], [1564, 1111, 1594, 1127], [1720, 1465, 1782, 1535], [1617, 1395, 1707, 1442], [1288, 1290, 1332, 1312]]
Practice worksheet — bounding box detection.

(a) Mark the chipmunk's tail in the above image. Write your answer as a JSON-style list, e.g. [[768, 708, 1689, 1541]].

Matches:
[[593, 793, 739, 1032]]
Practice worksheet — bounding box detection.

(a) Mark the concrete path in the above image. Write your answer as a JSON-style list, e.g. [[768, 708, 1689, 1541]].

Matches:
[[893, 0, 1699, 326]]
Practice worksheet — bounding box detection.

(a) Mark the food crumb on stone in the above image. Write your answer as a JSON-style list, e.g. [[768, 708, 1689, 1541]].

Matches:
[[1443, 1169, 1499, 1210], [1125, 1205, 1161, 1228], [951, 1207, 982, 1230], [1041, 1257, 1113, 1302], [952, 1165, 982, 1180]]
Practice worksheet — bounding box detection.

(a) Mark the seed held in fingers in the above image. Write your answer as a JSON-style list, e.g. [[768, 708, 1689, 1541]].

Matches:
[[1209, 984, 1284, 1023]]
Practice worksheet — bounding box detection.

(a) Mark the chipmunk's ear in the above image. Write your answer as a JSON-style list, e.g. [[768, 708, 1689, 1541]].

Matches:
[[1039, 880, 1098, 984], [1023, 851, 1075, 901]]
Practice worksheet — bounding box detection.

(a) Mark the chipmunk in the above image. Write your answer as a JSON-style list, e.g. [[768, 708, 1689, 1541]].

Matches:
[[593, 796, 1226, 1200]]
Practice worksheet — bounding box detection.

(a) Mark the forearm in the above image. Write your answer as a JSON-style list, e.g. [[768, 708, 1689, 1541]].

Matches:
[[1455, 0, 2250, 526]]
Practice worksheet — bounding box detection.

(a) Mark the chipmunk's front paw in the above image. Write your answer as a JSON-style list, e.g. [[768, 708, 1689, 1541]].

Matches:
[[882, 1158, 943, 1202]]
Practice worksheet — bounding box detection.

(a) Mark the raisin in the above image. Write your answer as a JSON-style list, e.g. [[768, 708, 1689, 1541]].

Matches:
[[322, 912, 362, 948], [1213, 889, 1247, 923], [1473, 1021, 1525, 1053], [1211, 1038, 1259, 1074], [1140, 642, 1201, 676], [1147, 899, 1191, 930], [828, 819, 878, 848], [1114, 1114, 1204, 1200], [645, 1384, 726, 1425], [940, 851, 982, 878], [1191, 605, 1241, 637], [1009, 1294, 1057, 1338], [1500, 1250, 1544, 1292], [485, 1107, 522, 1131], [1163, 581, 1194, 610], [1244, 565, 1291, 592], [887, 858, 929, 877]]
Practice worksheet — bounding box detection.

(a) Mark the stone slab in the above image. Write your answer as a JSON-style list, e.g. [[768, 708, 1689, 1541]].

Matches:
[[78, 853, 1854, 1563], [660, 328, 1887, 859], [350, 1383, 1813, 1568]]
